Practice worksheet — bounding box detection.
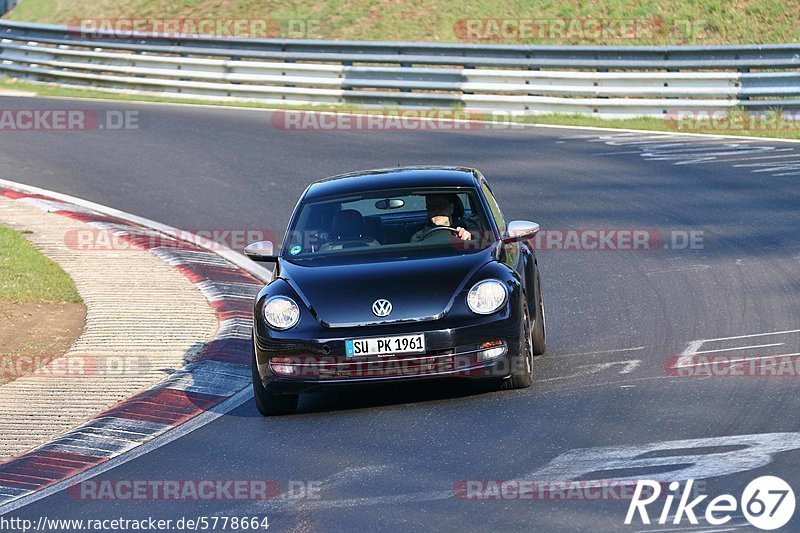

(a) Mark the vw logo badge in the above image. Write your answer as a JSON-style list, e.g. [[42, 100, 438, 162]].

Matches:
[[372, 299, 393, 317]]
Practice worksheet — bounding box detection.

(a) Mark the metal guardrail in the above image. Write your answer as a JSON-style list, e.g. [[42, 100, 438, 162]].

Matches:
[[1, 20, 799, 117]]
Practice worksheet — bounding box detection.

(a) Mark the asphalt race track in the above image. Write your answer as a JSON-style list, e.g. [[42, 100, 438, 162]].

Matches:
[[2, 96, 800, 531]]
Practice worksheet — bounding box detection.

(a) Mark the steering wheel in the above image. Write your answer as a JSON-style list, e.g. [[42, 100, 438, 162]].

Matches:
[[418, 226, 460, 240]]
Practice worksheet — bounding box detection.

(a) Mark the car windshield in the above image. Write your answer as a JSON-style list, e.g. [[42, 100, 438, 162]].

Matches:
[[282, 187, 496, 263]]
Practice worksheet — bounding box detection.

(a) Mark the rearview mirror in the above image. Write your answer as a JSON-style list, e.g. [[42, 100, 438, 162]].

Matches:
[[503, 220, 540, 243], [244, 241, 278, 262], [375, 198, 405, 210]]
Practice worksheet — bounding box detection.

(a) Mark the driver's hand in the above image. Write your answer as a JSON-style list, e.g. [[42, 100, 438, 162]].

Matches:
[[455, 227, 472, 240]]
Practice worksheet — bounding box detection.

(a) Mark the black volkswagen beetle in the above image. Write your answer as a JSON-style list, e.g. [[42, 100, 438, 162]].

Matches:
[[245, 167, 545, 415]]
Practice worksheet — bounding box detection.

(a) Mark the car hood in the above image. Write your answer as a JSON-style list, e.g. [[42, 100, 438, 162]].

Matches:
[[280, 248, 494, 328]]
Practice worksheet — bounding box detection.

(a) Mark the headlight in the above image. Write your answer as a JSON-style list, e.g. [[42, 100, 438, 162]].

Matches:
[[467, 279, 508, 315], [263, 296, 300, 330]]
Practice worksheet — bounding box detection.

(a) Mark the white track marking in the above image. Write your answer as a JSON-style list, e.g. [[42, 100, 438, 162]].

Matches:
[[233, 433, 800, 515], [687, 150, 796, 164], [538, 359, 641, 382], [596, 139, 709, 147], [678, 352, 800, 368], [646, 148, 779, 162], [594, 142, 728, 154], [672, 150, 785, 164], [618, 360, 641, 373], [596, 149, 665, 155], [565, 130, 800, 176], [642, 145, 759, 156], [645, 265, 711, 275], [523, 433, 800, 487], [694, 343, 784, 355], [700, 329, 800, 343], [734, 158, 800, 167], [600, 137, 736, 145], [752, 164, 800, 173], [316, 466, 393, 491], [676, 341, 705, 368], [587, 134, 677, 142], [676, 330, 800, 368]]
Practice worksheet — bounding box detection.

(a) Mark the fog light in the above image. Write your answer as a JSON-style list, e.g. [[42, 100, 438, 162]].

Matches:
[[270, 365, 295, 375], [270, 357, 296, 376], [478, 340, 506, 361]]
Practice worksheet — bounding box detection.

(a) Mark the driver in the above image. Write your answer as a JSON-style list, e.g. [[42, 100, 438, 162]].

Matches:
[[411, 194, 475, 242]]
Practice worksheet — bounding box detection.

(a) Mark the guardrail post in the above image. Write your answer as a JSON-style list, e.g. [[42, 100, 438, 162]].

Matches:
[[0, 0, 19, 16]]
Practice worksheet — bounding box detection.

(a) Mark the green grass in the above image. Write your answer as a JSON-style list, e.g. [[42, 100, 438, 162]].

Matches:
[[3, 77, 800, 141], [4, 0, 800, 45], [0, 225, 82, 303]]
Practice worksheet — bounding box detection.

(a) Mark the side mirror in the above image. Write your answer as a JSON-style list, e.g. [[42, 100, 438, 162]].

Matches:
[[244, 241, 278, 262], [503, 220, 540, 243]]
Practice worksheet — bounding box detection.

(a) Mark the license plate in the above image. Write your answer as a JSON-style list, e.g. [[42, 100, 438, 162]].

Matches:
[[346, 334, 425, 358]]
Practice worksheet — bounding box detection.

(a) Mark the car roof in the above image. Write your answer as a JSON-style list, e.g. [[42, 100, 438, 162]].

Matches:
[[304, 166, 482, 200]]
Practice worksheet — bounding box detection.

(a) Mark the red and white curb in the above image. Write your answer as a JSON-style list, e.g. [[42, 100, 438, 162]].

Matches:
[[0, 179, 270, 511]]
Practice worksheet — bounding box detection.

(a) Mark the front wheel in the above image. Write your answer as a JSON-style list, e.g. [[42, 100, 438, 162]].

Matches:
[[532, 270, 546, 356], [252, 347, 298, 416], [500, 300, 534, 390]]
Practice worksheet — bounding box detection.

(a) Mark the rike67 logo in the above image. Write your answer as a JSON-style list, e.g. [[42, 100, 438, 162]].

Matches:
[[511, 432, 799, 531], [626, 476, 796, 530]]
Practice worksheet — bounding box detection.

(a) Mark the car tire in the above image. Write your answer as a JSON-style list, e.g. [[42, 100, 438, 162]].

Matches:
[[532, 270, 547, 356], [501, 299, 534, 390], [252, 346, 299, 416]]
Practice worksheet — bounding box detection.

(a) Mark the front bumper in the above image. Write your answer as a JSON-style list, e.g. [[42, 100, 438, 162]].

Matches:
[[255, 315, 523, 394]]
